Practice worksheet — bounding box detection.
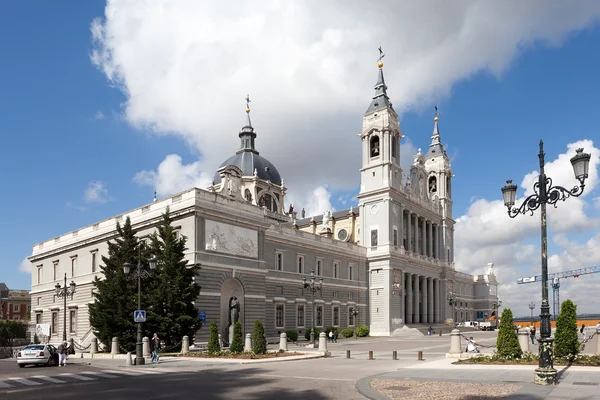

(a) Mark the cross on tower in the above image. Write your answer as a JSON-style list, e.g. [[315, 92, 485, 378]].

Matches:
[[434, 105, 442, 118], [378, 46, 385, 62], [245, 94, 251, 109]]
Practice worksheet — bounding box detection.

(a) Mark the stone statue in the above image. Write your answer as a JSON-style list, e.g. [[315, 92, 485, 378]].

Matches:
[[405, 177, 411, 192], [301, 208, 306, 218], [229, 296, 240, 326], [244, 188, 253, 202], [288, 203, 294, 215], [322, 210, 332, 230]]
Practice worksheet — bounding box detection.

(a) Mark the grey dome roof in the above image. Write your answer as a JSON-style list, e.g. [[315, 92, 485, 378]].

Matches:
[[213, 151, 282, 185]]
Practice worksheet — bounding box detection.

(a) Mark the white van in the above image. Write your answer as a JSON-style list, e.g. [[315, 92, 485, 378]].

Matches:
[[463, 321, 479, 329]]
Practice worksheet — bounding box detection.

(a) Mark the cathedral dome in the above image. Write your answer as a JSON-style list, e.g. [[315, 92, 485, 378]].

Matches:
[[213, 151, 282, 185]]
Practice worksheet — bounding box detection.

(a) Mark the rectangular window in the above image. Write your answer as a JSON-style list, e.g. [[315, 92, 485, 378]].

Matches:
[[71, 257, 77, 277], [91, 251, 98, 273], [297, 304, 305, 327], [316, 259, 322, 276], [393, 229, 398, 247], [51, 312, 58, 335], [333, 306, 339, 326], [332, 291, 338, 298], [275, 304, 284, 328], [370, 229, 378, 247], [348, 307, 355, 326], [36, 313, 42, 324], [69, 310, 77, 333], [348, 265, 354, 281], [316, 305, 323, 327], [333, 262, 339, 279], [276, 252, 283, 271], [53, 262, 59, 281], [297, 255, 304, 274], [37, 266, 42, 284], [13, 304, 19, 312], [37, 297, 41, 306]]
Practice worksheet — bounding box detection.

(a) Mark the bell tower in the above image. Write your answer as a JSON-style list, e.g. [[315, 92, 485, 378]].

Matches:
[[424, 113, 454, 262]]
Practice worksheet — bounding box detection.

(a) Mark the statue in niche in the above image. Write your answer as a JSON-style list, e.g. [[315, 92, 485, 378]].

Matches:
[[301, 208, 306, 218], [244, 188, 253, 202], [419, 175, 426, 199], [227, 296, 240, 345], [322, 210, 332, 230], [429, 177, 437, 194], [370, 136, 380, 157], [405, 177, 412, 192]]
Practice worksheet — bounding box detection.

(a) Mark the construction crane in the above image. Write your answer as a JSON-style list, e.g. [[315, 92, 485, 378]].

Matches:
[[517, 265, 600, 319]]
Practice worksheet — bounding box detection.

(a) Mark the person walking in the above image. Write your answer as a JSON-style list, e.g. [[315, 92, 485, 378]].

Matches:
[[151, 333, 161, 363], [581, 324, 587, 341], [530, 326, 536, 345], [57, 341, 68, 367], [328, 330, 333, 343]]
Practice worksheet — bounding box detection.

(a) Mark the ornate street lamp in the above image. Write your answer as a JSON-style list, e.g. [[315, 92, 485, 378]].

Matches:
[[501, 140, 590, 385], [55, 274, 76, 343], [302, 270, 323, 347], [447, 292, 458, 324], [349, 307, 359, 340], [123, 245, 157, 366], [529, 301, 536, 319], [492, 300, 502, 328]]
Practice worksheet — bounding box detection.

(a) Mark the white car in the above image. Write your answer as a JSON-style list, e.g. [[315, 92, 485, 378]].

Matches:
[[16, 344, 59, 368]]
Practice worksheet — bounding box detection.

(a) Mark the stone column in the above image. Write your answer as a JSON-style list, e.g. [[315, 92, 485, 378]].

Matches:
[[406, 272, 413, 324], [406, 212, 412, 253], [401, 270, 406, 324], [413, 274, 420, 323], [427, 221, 433, 258], [427, 278, 434, 324], [421, 276, 428, 324], [399, 204, 405, 250], [434, 279, 440, 323], [421, 218, 426, 256], [435, 224, 440, 259]]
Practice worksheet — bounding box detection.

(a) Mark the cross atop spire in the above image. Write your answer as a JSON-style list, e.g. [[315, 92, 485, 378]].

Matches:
[[366, 47, 394, 114], [244, 94, 252, 127], [426, 105, 447, 158]]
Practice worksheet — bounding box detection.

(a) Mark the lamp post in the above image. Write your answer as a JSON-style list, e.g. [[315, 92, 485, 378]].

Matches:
[[349, 307, 359, 340], [302, 270, 323, 347], [55, 273, 76, 343], [529, 302, 536, 319], [493, 300, 502, 328], [123, 245, 157, 366], [447, 292, 458, 324], [501, 140, 590, 386]]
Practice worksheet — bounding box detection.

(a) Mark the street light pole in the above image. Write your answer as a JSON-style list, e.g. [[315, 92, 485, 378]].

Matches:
[[493, 300, 502, 329], [302, 270, 323, 347], [501, 140, 590, 386], [349, 307, 359, 340], [529, 302, 536, 319], [123, 244, 156, 366], [447, 292, 457, 324], [55, 273, 76, 343]]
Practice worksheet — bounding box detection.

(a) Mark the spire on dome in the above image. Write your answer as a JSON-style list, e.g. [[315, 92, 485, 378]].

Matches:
[[365, 46, 394, 114], [244, 94, 252, 127], [238, 94, 258, 154], [426, 105, 447, 158]]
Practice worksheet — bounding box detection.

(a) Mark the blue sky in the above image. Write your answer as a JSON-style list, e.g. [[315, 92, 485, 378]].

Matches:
[[2, 2, 600, 316]]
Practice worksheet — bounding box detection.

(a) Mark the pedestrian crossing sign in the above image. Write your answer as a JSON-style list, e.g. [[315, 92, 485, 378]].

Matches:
[[134, 310, 146, 323]]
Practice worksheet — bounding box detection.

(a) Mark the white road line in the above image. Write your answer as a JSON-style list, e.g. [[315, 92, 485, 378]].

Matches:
[[0, 381, 14, 388], [8, 377, 43, 386], [250, 374, 355, 382], [80, 371, 119, 379], [59, 373, 96, 381], [31, 375, 66, 383], [124, 369, 162, 374], [99, 369, 144, 376]]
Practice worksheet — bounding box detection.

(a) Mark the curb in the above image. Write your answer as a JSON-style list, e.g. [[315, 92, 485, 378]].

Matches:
[[355, 373, 392, 400]]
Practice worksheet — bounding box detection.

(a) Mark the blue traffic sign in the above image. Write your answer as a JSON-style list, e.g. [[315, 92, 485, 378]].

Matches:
[[198, 312, 206, 323], [134, 310, 146, 323]]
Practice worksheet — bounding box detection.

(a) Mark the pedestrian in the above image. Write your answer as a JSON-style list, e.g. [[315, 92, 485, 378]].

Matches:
[[428, 326, 433, 336], [328, 330, 333, 343], [333, 330, 337, 343], [466, 337, 480, 353], [530, 326, 536, 345], [151, 333, 161, 363], [580, 324, 587, 341], [57, 341, 68, 367]]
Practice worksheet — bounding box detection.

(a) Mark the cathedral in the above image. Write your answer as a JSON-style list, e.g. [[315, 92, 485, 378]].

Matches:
[[28, 58, 499, 347]]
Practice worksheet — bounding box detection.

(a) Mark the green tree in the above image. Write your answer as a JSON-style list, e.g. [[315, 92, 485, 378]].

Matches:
[[495, 308, 522, 358], [229, 321, 244, 354], [0, 320, 27, 347], [207, 321, 220, 355], [252, 320, 267, 354], [554, 299, 580, 360], [88, 217, 143, 350], [147, 208, 201, 349]]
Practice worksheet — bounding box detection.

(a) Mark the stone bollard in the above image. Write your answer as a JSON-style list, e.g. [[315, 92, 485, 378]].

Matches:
[[90, 338, 97, 355], [518, 328, 530, 353], [596, 329, 600, 355], [318, 332, 327, 352], [244, 333, 252, 352], [182, 336, 190, 355], [111, 337, 119, 355], [393, 350, 397, 360], [346, 350, 351, 359], [218, 334, 223, 348], [448, 329, 461, 355], [279, 332, 288, 352], [143, 337, 150, 357], [126, 352, 132, 366]]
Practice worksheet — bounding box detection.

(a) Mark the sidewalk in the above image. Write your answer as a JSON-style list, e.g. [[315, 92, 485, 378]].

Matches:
[[357, 356, 600, 400]]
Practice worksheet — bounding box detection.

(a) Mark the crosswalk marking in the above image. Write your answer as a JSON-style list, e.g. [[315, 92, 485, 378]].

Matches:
[[80, 371, 119, 379], [58, 373, 96, 381], [99, 369, 143, 376], [0, 381, 14, 388], [8, 377, 42, 386], [31, 375, 66, 383]]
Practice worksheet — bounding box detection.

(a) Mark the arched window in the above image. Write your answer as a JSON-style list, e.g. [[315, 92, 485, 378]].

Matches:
[[428, 176, 437, 194], [370, 136, 380, 158], [259, 193, 277, 212], [391, 135, 398, 159], [244, 188, 253, 202]]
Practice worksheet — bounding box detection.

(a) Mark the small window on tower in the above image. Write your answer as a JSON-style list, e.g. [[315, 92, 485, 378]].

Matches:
[[370, 136, 380, 157], [392, 135, 398, 158], [429, 176, 437, 194]]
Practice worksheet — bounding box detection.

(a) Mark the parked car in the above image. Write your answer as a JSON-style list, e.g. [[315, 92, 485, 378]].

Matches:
[[16, 344, 59, 368]]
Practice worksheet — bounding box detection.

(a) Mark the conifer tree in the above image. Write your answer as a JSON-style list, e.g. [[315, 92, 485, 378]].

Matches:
[[554, 299, 580, 360], [230, 321, 244, 354], [252, 320, 267, 354], [207, 321, 220, 355], [495, 308, 522, 358], [148, 208, 201, 349], [88, 217, 142, 350]]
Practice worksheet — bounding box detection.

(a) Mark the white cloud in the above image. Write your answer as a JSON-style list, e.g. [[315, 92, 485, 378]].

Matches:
[[287, 185, 335, 218], [84, 181, 111, 204], [90, 1, 600, 197], [65, 201, 87, 212], [94, 110, 105, 120], [133, 154, 213, 197], [18, 258, 32, 274], [455, 140, 600, 316]]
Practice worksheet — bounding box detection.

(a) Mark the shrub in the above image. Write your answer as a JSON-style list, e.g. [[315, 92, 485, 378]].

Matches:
[[341, 328, 354, 338], [356, 324, 370, 337], [285, 330, 299, 342], [495, 308, 522, 358], [554, 299, 580, 360], [229, 321, 244, 354], [304, 327, 320, 341], [252, 320, 267, 354], [206, 321, 221, 355]]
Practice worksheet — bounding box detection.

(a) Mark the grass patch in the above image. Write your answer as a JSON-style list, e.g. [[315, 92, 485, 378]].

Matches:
[[455, 352, 600, 366], [178, 350, 303, 359]]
